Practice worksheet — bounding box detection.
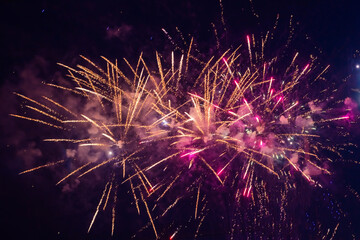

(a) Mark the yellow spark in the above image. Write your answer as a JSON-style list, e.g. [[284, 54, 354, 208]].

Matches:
[[19, 160, 65, 175], [317, 116, 349, 123], [161, 197, 182, 217], [42, 96, 77, 117], [195, 185, 200, 219], [88, 182, 110, 233], [10, 114, 63, 129], [111, 184, 118, 236], [79, 143, 110, 147], [103, 180, 113, 211], [44, 138, 93, 143], [75, 87, 112, 101], [140, 192, 158, 239], [56, 162, 91, 185], [156, 172, 182, 201], [102, 133, 116, 143], [277, 133, 320, 138], [81, 114, 101, 128], [14, 92, 53, 113], [199, 156, 223, 185], [130, 179, 140, 215], [78, 156, 118, 178]]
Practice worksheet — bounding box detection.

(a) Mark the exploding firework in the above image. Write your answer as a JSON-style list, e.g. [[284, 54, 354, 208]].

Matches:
[[11, 25, 358, 239], [139, 33, 355, 239]]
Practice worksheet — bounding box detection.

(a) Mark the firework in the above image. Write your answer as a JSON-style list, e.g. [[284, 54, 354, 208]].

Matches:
[[11, 27, 357, 239], [141, 35, 352, 238]]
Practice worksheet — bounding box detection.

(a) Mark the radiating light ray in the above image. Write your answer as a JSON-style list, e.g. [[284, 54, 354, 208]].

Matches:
[[111, 184, 118, 236], [44, 138, 93, 143], [42, 96, 78, 117], [161, 197, 182, 217], [88, 182, 110, 233], [199, 156, 223, 185], [14, 92, 54, 113], [130, 178, 140, 215], [247, 35, 252, 64], [78, 156, 118, 178], [195, 184, 201, 219], [140, 192, 158, 239], [56, 162, 91, 185], [19, 160, 65, 175], [81, 114, 101, 128], [25, 105, 64, 122], [329, 222, 340, 240], [317, 116, 349, 123], [79, 143, 110, 147], [180, 147, 207, 158], [75, 87, 112, 101], [103, 178, 113, 211], [102, 133, 116, 143], [277, 133, 320, 138], [47, 83, 83, 95], [10, 114, 63, 129]]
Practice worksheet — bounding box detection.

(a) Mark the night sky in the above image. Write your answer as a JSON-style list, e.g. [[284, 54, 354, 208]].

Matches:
[[1, 0, 360, 239]]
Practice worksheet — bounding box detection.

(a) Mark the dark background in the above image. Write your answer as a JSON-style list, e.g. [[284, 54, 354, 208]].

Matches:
[[0, 0, 359, 239]]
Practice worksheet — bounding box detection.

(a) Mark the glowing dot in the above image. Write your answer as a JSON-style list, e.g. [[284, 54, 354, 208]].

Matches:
[[246, 35, 250, 44], [303, 64, 309, 71], [170, 232, 177, 240], [243, 188, 247, 195], [108, 151, 113, 156], [356, 64, 360, 69], [234, 80, 239, 88], [228, 110, 237, 116]]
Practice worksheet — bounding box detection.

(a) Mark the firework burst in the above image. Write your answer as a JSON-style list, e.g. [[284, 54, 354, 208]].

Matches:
[[140, 34, 353, 238], [11, 27, 357, 239]]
